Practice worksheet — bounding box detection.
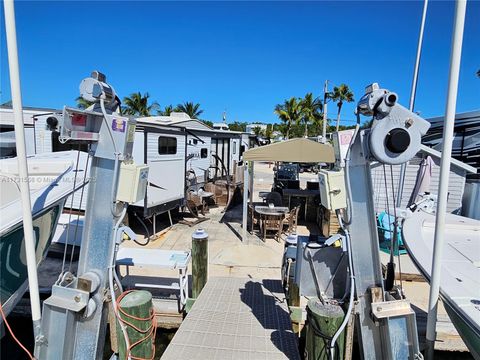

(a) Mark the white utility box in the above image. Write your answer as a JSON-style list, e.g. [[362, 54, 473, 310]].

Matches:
[[116, 162, 149, 203], [318, 169, 347, 210]]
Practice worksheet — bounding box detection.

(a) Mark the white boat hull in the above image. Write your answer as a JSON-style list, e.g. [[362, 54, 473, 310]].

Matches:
[[402, 209, 480, 359]]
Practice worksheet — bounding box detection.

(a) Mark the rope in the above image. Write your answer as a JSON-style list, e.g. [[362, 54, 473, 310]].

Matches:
[[0, 302, 35, 360], [114, 290, 157, 360]]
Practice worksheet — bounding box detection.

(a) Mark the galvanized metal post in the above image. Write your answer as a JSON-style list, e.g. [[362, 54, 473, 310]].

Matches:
[[425, 1, 467, 358], [72, 156, 122, 359], [346, 132, 385, 359]]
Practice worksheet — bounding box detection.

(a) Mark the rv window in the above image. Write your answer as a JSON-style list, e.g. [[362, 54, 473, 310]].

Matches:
[[233, 141, 236, 154], [158, 137, 177, 155], [193, 139, 198, 145], [201, 148, 208, 158]]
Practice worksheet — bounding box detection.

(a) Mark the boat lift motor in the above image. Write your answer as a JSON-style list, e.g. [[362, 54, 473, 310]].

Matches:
[[35, 71, 148, 360], [344, 83, 430, 359]]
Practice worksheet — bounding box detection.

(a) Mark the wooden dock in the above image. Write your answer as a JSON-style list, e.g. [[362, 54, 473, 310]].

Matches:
[[161, 277, 301, 360]]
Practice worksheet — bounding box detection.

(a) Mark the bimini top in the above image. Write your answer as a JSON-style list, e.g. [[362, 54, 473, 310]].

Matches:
[[243, 138, 335, 163]]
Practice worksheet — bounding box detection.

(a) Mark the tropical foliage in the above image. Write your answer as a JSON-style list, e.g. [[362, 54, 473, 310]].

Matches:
[[274, 97, 303, 139], [252, 126, 264, 136], [76, 96, 94, 110], [299, 93, 323, 137], [228, 121, 248, 132], [157, 104, 174, 116], [175, 102, 203, 119], [328, 84, 354, 131], [122, 92, 159, 116]]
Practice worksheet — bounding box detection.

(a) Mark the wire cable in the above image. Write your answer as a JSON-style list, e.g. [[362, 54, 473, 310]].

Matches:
[[340, 111, 361, 226], [100, 98, 118, 154], [389, 165, 404, 295], [68, 152, 91, 271], [330, 214, 355, 360], [132, 212, 151, 246], [0, 302, 35, 360], [59, 149, 82, 280], [111, 154, 124, 217]]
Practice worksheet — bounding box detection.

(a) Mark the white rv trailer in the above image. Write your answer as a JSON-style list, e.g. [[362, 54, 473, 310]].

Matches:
[[137, 113, 245, 184], [0, 105, 55, 156], [131, 122, 187, 217]]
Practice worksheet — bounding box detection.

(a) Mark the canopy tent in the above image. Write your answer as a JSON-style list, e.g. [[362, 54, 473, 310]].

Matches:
[[243, 138, 335, 163], [241, 138, 335, 241]]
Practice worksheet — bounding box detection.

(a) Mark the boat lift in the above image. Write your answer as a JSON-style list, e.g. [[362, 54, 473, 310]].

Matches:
[[34, 72, 149, 359], [317, 83, 431, 359]]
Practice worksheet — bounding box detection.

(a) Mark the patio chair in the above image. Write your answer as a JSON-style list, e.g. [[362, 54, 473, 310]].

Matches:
[[262, 215, 283, 242], [282, 206, 300, 235], [248, 201, 264, 233]]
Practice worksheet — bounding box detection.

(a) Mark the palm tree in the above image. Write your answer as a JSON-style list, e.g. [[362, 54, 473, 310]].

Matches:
[[328, 84, 354, 131], [274, 97, 302, 139], [299, 93, 323, 137], [122, 92, 159, 116], [252, 126, 264, 136], [76, 96, 94, 110], [157, 105, 174, 116], [175, 102, 203, 119]]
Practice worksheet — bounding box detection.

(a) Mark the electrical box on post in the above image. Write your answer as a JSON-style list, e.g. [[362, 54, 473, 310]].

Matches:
[[59, 107, 136, 160], [318, 169, 347, 210], [116, 162, 149, 203]]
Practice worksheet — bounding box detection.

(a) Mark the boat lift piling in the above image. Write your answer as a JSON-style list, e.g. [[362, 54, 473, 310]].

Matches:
[[425, 1, 467, 358], [3, 0, 42, 337]]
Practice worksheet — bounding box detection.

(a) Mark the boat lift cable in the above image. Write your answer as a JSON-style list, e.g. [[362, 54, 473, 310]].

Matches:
[[59, 148, 82, 278], [68, 151, 91, 271], [382, 164, 396, 291], [389, 165, 404, 295]]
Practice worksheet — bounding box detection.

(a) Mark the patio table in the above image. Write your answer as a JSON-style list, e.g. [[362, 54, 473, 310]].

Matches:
[[255, 206, 289, 241]]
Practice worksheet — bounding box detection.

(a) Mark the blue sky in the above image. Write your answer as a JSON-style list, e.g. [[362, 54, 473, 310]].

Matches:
[[1, 1, 479, 125]]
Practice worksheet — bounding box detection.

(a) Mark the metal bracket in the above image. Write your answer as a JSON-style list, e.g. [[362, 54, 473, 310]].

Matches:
[[371, 299, 415, 320], [43, 284, 89, 313]]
